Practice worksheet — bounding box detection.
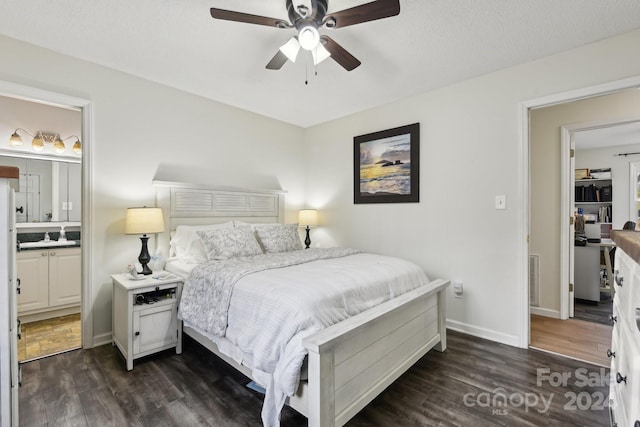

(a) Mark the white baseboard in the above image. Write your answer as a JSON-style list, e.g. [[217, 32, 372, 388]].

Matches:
[[92, 332, 113, 347], [446, 319, 520, 347], [529, 306, 561, 319]]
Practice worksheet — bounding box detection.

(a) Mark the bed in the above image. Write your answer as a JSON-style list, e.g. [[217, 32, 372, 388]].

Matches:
[[154, 181, 449, 427]]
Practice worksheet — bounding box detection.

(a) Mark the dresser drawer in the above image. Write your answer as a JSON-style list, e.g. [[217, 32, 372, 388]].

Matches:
[[612, 322, 640, 426], [614, 249, 633, 315]]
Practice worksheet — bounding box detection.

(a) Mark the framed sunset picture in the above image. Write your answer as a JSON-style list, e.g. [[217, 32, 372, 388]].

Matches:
[[353, 123, 420, 204]]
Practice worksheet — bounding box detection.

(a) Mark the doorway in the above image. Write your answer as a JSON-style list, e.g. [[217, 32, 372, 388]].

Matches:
[[0, 96, 83, 361], [0, 80, 93, 360], [525, 80, 640, 366]]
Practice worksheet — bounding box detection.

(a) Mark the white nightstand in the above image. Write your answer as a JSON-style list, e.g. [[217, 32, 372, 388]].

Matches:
[[111, 272, 183, 371]]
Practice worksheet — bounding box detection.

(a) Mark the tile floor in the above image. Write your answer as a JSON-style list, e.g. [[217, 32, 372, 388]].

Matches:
[[18, 313, 81, 362]]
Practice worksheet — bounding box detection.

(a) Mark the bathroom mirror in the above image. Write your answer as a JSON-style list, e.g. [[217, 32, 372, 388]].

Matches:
[[0, 155, 81, 222]]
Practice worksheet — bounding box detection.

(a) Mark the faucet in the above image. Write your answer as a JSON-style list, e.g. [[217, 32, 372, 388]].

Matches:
[[44, 232, 50, 242], [59, 225, 67, 241]]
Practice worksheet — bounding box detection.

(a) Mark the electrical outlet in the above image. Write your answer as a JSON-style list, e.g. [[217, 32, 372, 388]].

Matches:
[[495, 195, 506, 210]]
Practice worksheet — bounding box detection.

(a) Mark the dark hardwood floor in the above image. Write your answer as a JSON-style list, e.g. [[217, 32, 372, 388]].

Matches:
[[19, 330, 611, 426]]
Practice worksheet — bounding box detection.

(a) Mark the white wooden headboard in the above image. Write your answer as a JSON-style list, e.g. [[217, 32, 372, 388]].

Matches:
[[153, 180, 286, 260]]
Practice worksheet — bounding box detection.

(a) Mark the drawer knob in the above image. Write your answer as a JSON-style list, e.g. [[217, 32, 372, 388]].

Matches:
[[607, 349, 616, 358], [610, 315, 617, 324], [616, 372, 627, 384], [134, 331, 140, 336]]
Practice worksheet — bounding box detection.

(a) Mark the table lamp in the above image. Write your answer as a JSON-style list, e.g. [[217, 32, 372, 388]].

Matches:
[[125, 207, 165, 275], [298, 209, 318, 249]]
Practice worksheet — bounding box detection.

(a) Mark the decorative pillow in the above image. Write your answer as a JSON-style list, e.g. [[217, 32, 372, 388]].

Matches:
[[196, 226, 263, 260], [170, 222, 234, 263], [253, 224, 303, 253]]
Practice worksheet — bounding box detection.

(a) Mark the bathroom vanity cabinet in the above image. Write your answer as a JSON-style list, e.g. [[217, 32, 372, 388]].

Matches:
[[17, 246, 81, 321]]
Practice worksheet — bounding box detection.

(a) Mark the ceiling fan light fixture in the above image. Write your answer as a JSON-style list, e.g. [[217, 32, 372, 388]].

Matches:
[[279, 37, 301, 63], [312, 43, 331, 65], [298, 25, 319, 50]]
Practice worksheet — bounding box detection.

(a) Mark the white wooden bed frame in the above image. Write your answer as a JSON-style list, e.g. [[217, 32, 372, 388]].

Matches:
[[155, 181, 449, 427]]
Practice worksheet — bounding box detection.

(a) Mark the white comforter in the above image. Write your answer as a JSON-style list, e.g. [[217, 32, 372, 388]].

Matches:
[[178, 249, 430, 426]]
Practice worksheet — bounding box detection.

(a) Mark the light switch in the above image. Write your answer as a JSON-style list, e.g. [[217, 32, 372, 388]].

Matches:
[[495, 195, 506, 210]]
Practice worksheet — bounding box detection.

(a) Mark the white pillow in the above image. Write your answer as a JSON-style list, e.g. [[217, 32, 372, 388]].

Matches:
[[253, 224, 303, 253], [197, 226, 263, 260], [170, 222, 234, 263]]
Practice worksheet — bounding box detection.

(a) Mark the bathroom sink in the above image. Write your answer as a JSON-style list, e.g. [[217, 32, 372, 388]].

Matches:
[[19, 240, 77, 249]]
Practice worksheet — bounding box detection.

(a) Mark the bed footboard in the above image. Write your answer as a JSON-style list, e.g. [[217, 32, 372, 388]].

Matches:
[[302, 278, 449, 427]]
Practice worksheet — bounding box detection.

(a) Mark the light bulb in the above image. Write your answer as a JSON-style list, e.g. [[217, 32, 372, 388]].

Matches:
[[9, 131, 22, 147], [32, 134, 44, 152], [298, 25, 319, 51], [54, 137, 66, 153]]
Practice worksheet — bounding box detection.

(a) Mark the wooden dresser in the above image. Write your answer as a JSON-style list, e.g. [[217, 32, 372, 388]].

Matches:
[[609, 230, 640, 427]]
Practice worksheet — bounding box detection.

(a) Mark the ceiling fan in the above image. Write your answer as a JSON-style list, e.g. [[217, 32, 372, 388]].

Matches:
[[210, 0, 401, 71]]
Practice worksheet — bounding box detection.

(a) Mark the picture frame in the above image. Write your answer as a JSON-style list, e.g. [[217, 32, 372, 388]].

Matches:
[[353, 123, 419, 204], [575, 168, 589, 180]]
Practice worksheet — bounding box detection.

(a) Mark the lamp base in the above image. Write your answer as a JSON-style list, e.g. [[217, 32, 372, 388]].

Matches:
[[304, 226, 311, 249], [138, 235, 153, 275]]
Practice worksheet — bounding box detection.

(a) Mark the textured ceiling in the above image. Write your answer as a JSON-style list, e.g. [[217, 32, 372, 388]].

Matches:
[[1, 1, 640, 128]]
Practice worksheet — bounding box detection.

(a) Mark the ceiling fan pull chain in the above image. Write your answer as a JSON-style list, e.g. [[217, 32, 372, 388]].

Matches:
[[305, 62, 308, 85]]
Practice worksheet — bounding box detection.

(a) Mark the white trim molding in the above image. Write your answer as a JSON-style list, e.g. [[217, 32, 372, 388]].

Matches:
[[446, 319, 520, 347]]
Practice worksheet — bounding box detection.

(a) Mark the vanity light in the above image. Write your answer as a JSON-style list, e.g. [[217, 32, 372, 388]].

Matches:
[[9, 131, 22, 147], [8, 128, 82, 155]]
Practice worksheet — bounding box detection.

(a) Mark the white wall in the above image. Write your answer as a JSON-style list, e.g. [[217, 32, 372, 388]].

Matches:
[[304, 28, 640, 345], [0, 35, 306, 342]]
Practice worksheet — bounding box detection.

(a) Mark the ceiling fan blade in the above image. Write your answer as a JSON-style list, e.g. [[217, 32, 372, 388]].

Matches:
[[266, 50, 289, 70], [320, 36, 361, 71], [210, 8, 289, 28], [325, 0, 400, 28]]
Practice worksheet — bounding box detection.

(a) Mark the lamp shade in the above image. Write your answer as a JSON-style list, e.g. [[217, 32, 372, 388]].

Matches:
[[298, 209, 318, 227], [9, 131, 22, 147], [125, 207, 165, 235], [279, 37, 300, 63]]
